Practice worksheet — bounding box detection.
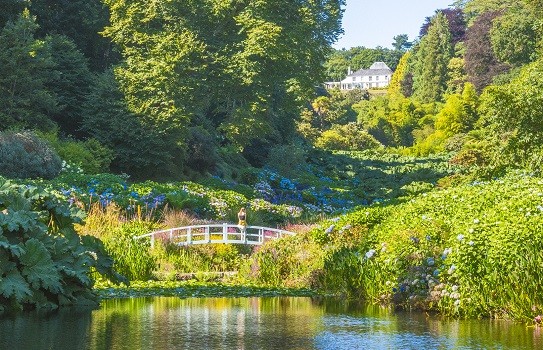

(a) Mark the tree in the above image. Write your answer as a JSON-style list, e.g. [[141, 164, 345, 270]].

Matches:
[[103, 0, 345, 161], [490, 6, 538, 66], [419, 8, 466, 46], [0, 10, 58, 131], [435, 82, 479, 136], [479, 59, 543, 172], [463, 0, 517, 25], [29, 0, 117, 71], [465, 11, 509, 91], [388, 51, 411, 97], [412, 12, 453, 103], [81, 71, 185, 180], [0, 0, 25, 28], [392, 34, 412, 52], [324, 50, 350, 81], [446, 56, 468, 94], [44, 34, 93, 137]]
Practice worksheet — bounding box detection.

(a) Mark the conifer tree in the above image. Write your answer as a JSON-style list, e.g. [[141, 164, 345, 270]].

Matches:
[[0, 10, 58, 131], [412, 12, 453, 103]]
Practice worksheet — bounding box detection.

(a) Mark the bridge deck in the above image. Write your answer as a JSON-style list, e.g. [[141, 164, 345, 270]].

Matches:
[[135, 223, 295, 247]]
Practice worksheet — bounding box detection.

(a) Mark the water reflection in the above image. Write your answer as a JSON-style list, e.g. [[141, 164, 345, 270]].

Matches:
[[0, 297, 540, 350]]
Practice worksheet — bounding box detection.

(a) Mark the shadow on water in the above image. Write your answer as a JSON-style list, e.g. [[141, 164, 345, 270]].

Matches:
[[1, 297, 541, 350]]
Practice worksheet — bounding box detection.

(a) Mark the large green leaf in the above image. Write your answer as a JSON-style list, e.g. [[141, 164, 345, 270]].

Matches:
[[58, 253, 92, 287], [0, 209, 44, 234], [0, 269, 32, 302], [19, 238, 62, 293], [0, 249, 16, 274], [0, 236, 25, 258]]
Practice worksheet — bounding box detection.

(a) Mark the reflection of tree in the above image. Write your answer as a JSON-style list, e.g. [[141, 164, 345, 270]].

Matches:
[[87, 297, 322, 349], [0, 308, 92, 350]]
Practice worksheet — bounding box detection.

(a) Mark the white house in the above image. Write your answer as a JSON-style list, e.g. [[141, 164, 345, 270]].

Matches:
[[325, 62, 393, 90]]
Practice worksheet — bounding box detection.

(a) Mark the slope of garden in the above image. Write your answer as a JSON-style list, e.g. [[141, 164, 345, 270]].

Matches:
[[244, 171, 543, 322]]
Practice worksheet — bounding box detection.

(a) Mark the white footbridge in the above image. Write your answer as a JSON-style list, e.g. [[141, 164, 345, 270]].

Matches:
[[135, 224, 296, 248]]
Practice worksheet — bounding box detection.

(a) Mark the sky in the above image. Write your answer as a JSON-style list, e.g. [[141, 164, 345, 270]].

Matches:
[[334, 0, 454, 49]]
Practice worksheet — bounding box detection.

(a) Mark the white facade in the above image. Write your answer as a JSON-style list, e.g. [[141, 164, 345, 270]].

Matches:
[[325, 62, 393, 90]]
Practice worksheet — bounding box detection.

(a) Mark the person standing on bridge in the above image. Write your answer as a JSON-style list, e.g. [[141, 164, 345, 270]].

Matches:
[[238, 207, 247, 228]]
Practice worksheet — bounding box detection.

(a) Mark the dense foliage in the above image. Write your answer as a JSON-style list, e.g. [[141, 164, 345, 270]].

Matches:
[[0, 180, 123, 313], [243, 172, 543, 322]]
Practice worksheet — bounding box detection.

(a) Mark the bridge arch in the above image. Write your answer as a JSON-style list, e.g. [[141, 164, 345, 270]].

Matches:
[[134, 223, 296, 248]]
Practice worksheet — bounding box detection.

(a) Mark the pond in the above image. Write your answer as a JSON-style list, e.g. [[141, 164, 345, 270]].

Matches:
[[1, 297, 540, 349]]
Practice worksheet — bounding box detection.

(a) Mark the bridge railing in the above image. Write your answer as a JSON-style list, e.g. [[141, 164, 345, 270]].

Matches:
[[134, 224, 295, 248]]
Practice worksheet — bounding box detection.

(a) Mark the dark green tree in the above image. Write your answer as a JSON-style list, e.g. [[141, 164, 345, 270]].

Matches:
[[44, 34, 93, 137], [412, 12, 453, 102], [0, 10, 58, 131], [392, 34, 412, 51], [0, 0, 26, 28], [29, 0, 117, 71], [81, 70, 186, 180]]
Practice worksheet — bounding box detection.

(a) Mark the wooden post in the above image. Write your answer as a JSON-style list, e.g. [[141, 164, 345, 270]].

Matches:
[[223, 223, 227, 242], [205, 226, 210, 243], [150, 234, 155, 249], [187, 227, 192, 245]]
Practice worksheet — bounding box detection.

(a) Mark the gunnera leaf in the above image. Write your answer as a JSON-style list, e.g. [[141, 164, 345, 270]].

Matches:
[[0, 236, 25, 258], [19, 238, 62, 293], [0, 269, 32, 302]]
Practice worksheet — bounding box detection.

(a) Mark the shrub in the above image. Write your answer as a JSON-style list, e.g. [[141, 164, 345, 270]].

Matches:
[[0, 131, 62, 179], [40, 132, 113, 174], [315, 123, 382, 151]]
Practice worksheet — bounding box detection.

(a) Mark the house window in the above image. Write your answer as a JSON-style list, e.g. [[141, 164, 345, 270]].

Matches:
[[352, 77, 356, 82], [369, 83, 373, 88], [369, 76, 372, 81], [385, 76, 388, 80], [376, 76, 379, 81]]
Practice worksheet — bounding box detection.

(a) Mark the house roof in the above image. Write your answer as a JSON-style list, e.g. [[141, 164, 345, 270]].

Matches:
[[348, 62, 392, 77]]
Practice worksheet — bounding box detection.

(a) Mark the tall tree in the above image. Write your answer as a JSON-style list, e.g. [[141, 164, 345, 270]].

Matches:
[[0, 0, 26, 28], [81, 71, 185, 179], [419, 8, 466, 46], [490, 5, 538, 66], [479, 59, 543, 172], [29, 0, 117, 71], [102, 0, 344, 165], [464, 11, 509, 91], [0, 10, 58, 131], [412, 12, 453, 103], [44, 34, 93, 137], [387, 51, 411, 97]]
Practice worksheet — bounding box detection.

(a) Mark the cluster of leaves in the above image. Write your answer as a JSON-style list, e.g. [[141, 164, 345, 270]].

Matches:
[[0, 179, 124, 313]]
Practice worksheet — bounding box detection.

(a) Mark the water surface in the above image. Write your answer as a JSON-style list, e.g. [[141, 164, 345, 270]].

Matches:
[[0, 297, 540, 349]]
